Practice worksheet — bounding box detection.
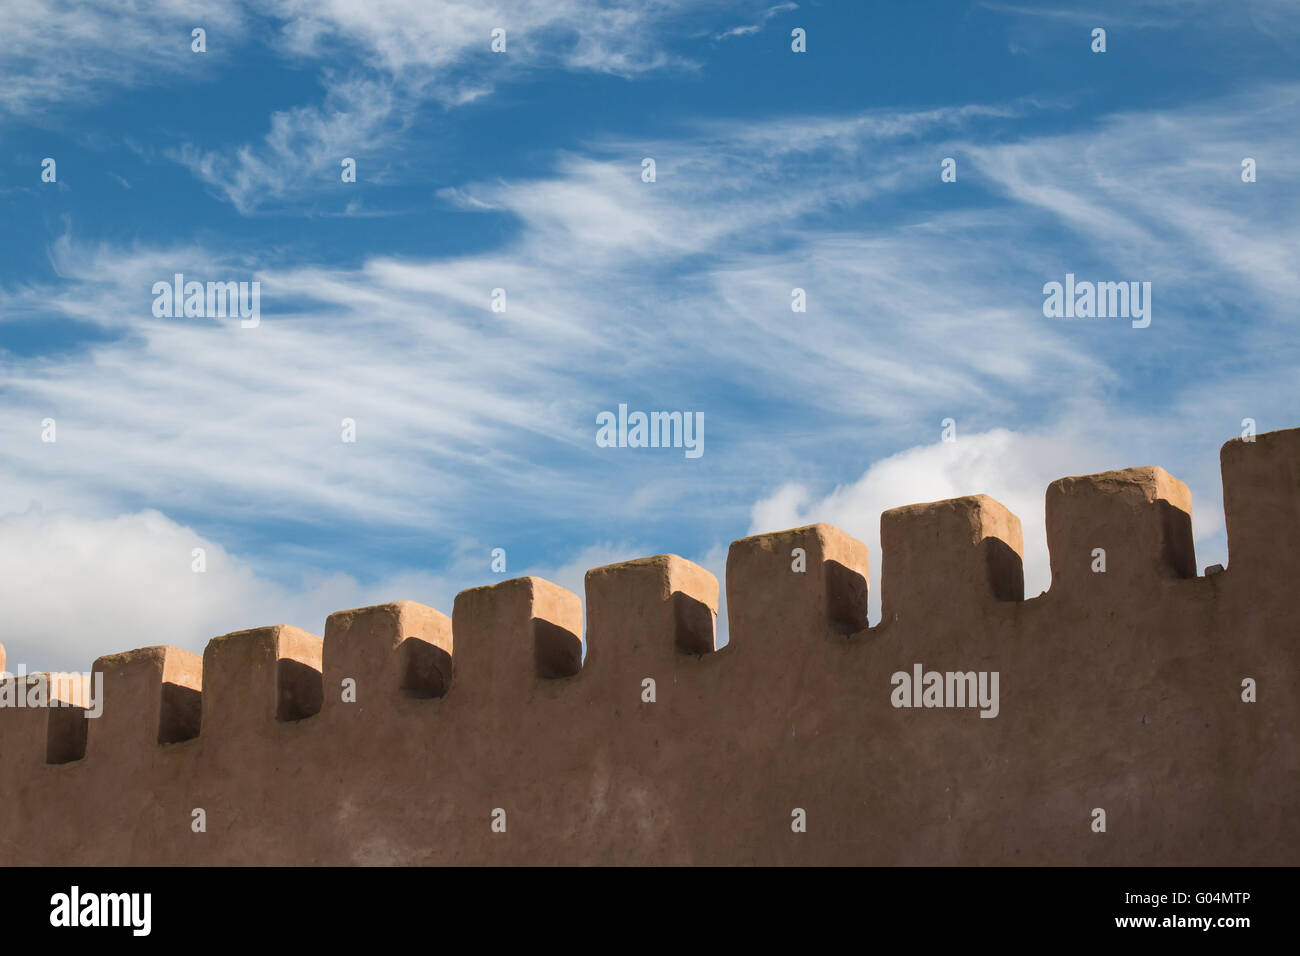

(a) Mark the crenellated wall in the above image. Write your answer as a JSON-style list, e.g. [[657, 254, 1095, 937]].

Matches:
[[2, 428, 1297, 865]]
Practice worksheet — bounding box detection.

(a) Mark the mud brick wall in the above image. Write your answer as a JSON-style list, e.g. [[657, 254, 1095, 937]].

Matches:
[[2, 428, 1296, 865]]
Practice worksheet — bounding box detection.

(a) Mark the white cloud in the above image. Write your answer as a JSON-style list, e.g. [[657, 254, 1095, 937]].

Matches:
[[0, 0, 243, 118], [964, 84, 1300, 320], [0, 507, 452, 673], [173, 74, 402, 214], [266, 0, 700, 79], [977, 2, 1177, 29], [171, 0, 719, 211], [714, 1, 798, 41], [981, 0, 1300, 36], [0, 0, 710, 126]]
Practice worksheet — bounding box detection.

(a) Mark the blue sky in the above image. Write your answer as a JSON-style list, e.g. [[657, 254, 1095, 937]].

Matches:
[[1, 0, 1297, 671]]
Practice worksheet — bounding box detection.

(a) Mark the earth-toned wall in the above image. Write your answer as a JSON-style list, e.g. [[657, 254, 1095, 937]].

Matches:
[[2, 428, 1296, 865]]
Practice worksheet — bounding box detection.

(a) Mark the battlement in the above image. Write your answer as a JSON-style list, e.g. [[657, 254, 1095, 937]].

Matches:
[[2, 427, 1297, 865]]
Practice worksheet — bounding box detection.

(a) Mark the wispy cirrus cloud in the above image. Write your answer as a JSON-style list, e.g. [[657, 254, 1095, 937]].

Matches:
[[170, 74, 406, 215], [171, 0, 755, 213], [4, 85, 1297, 669], [0, 0, 244, 119], [982, 0, 1300, 34], [714, 1, 798, 40], [963, 83, 1300, 321], [266, 0, 705, 79], [8, 88, 1297, 527]]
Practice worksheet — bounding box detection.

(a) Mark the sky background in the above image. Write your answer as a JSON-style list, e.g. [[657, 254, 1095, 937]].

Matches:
[[1, 0, 1297, 671]]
